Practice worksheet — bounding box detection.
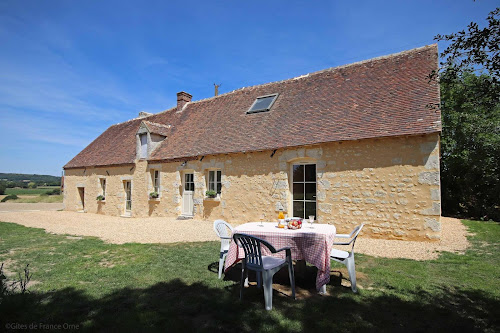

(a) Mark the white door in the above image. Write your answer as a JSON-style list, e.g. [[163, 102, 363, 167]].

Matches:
[[182, 173, 194, 216]]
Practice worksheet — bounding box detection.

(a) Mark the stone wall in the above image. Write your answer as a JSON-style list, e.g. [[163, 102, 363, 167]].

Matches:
[[63, 133, 441, 241]]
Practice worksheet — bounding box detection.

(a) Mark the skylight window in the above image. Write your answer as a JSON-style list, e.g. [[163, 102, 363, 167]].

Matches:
[[247, 93, 278, 114]]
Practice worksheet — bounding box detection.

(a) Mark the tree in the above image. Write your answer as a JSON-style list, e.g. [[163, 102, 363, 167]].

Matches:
[[436, 6, 500, 220], [440, 72, 500, 220], [0, 182, 6, 195], [27, 182, 36, 189], [435, 7, 499, 87]]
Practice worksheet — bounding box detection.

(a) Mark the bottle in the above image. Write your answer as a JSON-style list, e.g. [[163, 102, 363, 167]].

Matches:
[[278, 209, 285, 228]]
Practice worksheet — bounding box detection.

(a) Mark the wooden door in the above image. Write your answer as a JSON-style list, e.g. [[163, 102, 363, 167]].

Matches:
[[78, 187, 85, 210]]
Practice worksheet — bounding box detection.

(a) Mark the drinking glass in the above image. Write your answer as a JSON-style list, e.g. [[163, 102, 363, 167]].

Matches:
[[260, 213, 265, 227], [309, 215, 315, 228]]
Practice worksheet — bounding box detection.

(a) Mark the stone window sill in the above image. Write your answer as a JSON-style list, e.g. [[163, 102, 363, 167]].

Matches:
[[97, 200, 106, 203], [149, 198, 160, 202], [204, 197, 220, 202]]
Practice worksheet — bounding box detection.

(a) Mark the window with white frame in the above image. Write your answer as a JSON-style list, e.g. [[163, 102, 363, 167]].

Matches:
[[140, 134, 148, 159], [208, 170, 222, 194], [100, 178, 106, 198], [152, 170, 160, 193]]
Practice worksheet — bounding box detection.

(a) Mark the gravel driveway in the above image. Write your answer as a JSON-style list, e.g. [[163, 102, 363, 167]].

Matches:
[[0, 210, 469, 260], [0, 202, 64, 212]]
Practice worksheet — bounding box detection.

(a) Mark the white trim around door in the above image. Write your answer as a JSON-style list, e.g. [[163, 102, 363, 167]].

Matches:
[[181, 172, 195, 216]]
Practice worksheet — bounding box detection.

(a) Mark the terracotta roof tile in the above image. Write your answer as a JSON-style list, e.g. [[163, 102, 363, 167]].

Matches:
[[64, 45, 441, 169], [143, 121, 171, 137]]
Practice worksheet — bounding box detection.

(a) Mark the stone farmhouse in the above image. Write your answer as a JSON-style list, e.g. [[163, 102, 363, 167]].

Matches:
[[63, 45, 441, 241]]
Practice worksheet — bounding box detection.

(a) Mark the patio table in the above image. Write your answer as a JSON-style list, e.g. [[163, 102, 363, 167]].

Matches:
[[224, 222, 336, 292]]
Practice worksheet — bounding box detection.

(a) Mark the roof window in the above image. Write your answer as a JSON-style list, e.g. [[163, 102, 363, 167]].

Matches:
[[247, 93, 278, 114]]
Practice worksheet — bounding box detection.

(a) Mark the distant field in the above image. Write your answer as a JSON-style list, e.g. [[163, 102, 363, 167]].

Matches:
[[5, 187, 59, 195], [11, 195, 63, 203]]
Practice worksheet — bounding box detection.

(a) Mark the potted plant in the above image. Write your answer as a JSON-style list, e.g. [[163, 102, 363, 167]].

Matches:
[[96, 195, 105, 201], [149, 191, 159, 200], [205, 190, 217, 198]]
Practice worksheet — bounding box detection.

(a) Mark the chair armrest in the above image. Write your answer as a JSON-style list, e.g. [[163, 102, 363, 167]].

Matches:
[[274, 246, 292, 259], [220, 236, 232, 240], [332, 241, 351, 246], [274, 246, 291, 253], [335, 233, 350, 238]]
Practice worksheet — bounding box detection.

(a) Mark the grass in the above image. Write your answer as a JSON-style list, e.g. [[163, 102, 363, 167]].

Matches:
[[8, 195, 63, 203], [1, 187, 63, 203], [5, 188, 53, 195], [0, 220, 498, 332]]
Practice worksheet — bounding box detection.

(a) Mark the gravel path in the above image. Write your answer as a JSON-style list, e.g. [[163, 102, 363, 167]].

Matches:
[[0, 211, 469, 260], [340, 217, 471, 260]]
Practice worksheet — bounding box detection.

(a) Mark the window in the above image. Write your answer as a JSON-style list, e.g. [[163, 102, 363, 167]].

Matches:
[[184, 173, 195, 191], [100, 179, 106, 197], [152, 170, 160, 193], [292, 164, 316, 219], [124, 181, 132, 212], [208, 170, 222, 194], [247, 93, 278, 114], [140, 134, 147, 158]]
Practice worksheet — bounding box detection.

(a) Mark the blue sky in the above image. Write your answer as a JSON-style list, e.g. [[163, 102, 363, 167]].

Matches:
[[0, 0, 497, 176]]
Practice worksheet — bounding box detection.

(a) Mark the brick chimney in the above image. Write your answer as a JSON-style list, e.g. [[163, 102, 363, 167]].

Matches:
[[177, 91, 192, 112]]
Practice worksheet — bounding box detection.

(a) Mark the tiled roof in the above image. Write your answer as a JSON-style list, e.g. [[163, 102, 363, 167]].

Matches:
[[143, 121, 171, 137], [64, 45, 441, 169]]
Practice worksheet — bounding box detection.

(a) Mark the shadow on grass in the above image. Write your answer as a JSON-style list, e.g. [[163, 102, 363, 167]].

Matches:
[[1, 277, 498, 332]]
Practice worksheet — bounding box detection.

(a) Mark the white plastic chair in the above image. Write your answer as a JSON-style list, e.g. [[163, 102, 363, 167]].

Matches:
[[213, 220, 233, 279], [233, 233, 296, 311], [330, 224, 364, 292]]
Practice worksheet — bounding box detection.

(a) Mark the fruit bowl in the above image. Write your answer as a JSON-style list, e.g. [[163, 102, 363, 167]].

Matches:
[[287, 218, 303, 230]]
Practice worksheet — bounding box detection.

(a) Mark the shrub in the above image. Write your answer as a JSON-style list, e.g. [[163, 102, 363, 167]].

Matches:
[[149, 192, 159, 199], [0, 183, 6, 195], [1, 194, 18, 202], [96, 195, 105, 201], [42, 189, 61, 196], [1, 263, 32, 296]]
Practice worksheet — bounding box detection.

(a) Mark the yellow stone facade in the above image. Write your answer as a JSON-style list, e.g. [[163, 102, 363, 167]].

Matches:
[[64, 133, 441, 241]]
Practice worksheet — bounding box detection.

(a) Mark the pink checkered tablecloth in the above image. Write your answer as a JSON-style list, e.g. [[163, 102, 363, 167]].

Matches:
[[224, 222, 336, 291]]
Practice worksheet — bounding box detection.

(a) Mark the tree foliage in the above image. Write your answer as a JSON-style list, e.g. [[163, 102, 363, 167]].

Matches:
[[0, 173, 61, 188], [440, 72, 500, 220], [437, 7, 500, 220], [435, 7, 499, 86]]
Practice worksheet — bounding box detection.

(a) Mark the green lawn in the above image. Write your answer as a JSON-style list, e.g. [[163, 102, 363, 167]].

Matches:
[[8, 195, 63, 203], [0, 220, 498, 332], [5, 187, 56, 195], [2, 187, 62, 203]]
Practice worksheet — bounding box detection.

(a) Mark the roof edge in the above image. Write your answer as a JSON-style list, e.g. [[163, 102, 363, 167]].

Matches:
[[165, 44, 438, 109], [111, 44, 438, 126], [63, 162, 136, 170]]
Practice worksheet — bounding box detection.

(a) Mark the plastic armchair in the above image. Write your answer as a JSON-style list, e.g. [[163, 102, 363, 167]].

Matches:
[[330, 224, 364, 292], [213, 220, 234, 279], [233, 233, 296, 311]]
